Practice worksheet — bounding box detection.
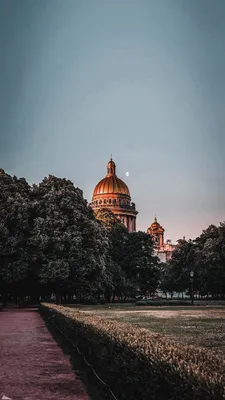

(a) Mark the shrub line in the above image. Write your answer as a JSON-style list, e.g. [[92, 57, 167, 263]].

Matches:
[[46, 314, 118, 400], [41, 303, 225, 400]]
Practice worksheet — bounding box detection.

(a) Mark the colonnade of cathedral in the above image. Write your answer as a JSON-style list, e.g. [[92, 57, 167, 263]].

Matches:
[[117, 214, 136, 232]]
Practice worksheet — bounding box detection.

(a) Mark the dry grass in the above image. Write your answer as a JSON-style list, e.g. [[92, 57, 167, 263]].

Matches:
[[69, 304, 225, 358]]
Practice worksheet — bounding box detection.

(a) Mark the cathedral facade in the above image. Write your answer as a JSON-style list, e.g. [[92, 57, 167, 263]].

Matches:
[[90, 157, 138, 232], [147, 216, 176, 262]]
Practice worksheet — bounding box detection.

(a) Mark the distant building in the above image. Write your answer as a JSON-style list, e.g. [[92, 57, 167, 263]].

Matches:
[[90, 157, 138, 232], [147, 216, 176, 262]]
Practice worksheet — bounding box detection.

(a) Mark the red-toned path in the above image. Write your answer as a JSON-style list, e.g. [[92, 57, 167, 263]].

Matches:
[[0, 309, 89, 400]]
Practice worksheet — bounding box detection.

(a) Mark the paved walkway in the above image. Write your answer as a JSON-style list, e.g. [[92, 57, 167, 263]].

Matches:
[[0, 309, 89, 400]]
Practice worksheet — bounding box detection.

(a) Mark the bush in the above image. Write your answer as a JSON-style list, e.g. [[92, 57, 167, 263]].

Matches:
[[40, 303, 225, 400]]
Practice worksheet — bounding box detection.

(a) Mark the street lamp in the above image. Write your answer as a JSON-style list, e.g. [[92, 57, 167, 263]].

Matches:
[[190, 271, 194, 305]]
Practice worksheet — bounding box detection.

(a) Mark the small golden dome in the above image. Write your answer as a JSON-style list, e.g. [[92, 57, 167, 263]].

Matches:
[[151, 216, 160, 228], [148, 216, 164, 232]]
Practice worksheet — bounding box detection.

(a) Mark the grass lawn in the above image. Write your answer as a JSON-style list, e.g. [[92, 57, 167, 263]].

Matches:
[[67, 304, 225, 357]]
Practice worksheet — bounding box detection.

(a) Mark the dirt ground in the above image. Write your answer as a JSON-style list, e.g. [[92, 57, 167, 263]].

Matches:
[[0, 309, 89, 400]]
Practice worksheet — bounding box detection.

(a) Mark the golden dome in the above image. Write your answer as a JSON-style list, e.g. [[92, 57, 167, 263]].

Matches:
[[93, 157, 130, 197], [93, 175, 130, 196]]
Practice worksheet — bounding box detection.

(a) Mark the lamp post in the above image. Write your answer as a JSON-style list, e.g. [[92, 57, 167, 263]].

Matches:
[[136, 265, 141, 297], [136, 265, 140, 281], [190, 270, 194, 305]]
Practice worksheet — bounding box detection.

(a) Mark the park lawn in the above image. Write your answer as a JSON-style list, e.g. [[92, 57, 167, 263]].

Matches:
[[69, 304, 225, 358]]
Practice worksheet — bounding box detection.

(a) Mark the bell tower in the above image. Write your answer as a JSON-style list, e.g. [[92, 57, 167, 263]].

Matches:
[[147, 216, 164, 249]]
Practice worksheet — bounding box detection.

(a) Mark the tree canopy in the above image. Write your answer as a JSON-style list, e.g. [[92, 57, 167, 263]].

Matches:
[[0, 170, 32, 294], [160, 223, 225, 299], [0, 172, 160, 303], [1, 169, 224, 304]]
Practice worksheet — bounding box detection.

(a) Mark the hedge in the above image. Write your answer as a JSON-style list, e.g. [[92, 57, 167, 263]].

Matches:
[[40, 303, 225, 400], [135, 300, 192, 306]]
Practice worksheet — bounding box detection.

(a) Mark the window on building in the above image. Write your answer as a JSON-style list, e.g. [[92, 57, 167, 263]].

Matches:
[[104, 199, 107, 204], [109, 199, 111, 204]]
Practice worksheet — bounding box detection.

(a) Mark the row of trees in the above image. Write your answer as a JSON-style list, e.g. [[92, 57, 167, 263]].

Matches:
[[1, 169, 224, 303], [0, 170, 161, 304], [161, 223, 225, 299]]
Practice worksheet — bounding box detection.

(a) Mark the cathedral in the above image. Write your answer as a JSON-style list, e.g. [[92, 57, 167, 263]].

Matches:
[[91, 157, 138, 232], [91, 157, 176, 261]]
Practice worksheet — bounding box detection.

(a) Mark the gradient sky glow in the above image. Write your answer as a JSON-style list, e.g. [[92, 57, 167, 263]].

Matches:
[[1, 0, 225, 242]]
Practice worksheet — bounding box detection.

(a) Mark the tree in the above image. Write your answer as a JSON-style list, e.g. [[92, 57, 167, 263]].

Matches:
[[29, 175, 108, 303], [160, 263, 175, 298], [163, 239, 196, 294], [160, 224, 225, 300], [122, 231, 160, 296], [95, 210, 161, 300], [94, 207, 121, 229], [194, 224, 225, 298], [95, 207, 130, 301], [0, 169, 32, 300]]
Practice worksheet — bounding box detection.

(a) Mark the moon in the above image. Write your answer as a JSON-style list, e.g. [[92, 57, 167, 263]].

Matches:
[[126, 172, 129, 177]]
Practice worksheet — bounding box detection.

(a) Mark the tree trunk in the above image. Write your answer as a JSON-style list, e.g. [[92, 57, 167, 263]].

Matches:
[[56, 294, 62, 305]]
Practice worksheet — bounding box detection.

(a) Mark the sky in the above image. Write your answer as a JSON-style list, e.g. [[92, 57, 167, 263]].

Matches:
[[0, 0, 225, 242]]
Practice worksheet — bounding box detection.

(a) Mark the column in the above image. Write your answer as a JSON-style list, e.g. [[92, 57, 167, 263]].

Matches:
[[130, 217, 133, 232]]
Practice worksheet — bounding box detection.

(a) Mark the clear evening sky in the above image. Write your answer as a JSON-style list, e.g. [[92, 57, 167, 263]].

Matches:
[[1, 0, 225, 242]]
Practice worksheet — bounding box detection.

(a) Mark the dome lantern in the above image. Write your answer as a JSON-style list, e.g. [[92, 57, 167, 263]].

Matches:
[[107, 155, 116, 176]]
